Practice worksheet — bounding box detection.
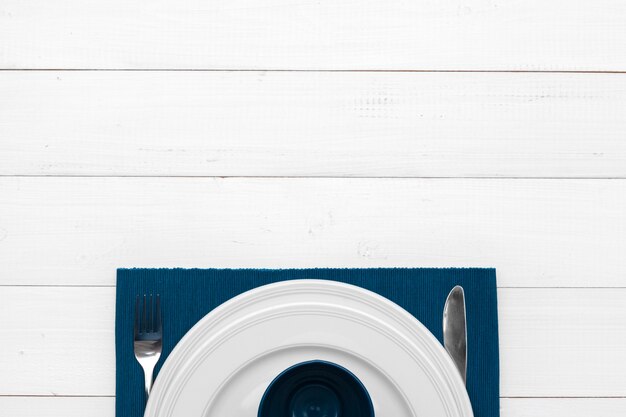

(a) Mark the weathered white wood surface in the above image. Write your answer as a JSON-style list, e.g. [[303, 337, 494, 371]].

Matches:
[[3, 1, 626, 413], [1, 177, 624, 287], [500, 399, 626, 417], [2, 287, 625, 397], [1, 0, 626, 71], [2, 71, 626, 178], [0, 397, 115, 417], [3, 398, 626, 417]]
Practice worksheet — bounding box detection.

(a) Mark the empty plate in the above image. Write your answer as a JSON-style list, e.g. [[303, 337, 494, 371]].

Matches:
[[144, 280, 472, 417]]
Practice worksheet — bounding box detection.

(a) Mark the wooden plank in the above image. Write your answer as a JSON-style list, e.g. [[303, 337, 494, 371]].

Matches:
[[0, 397, 115, 417], [1, 287, 625, 397], [1, 0, 626, 70], [500, 398, 626, 417], [0, 177, 625, 287], [498, 288, 626, 396], [2, 397, 626, 417], [0, 287, 116, 396], [2, 71, 626, 177]]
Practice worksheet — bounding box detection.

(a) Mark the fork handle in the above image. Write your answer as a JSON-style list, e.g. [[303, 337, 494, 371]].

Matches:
[[141, 365, 155, 403]]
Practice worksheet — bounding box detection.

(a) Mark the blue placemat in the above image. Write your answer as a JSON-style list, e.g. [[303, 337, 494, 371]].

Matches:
[[116, 268, 499, 417]]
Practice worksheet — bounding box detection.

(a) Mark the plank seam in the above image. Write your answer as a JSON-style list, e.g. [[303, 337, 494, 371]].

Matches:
[[3, 175, 626, 180], [1, 69, 626, 74]]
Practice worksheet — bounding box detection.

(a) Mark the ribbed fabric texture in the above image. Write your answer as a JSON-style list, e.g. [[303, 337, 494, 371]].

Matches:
[[116, 268, 499, 417]]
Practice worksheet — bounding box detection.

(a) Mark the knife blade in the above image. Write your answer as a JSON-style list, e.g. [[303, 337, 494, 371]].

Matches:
[[443, 285, 467, 385]]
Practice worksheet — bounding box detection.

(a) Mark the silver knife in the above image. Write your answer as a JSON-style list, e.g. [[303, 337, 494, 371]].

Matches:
[[443, 285, 467, 385]]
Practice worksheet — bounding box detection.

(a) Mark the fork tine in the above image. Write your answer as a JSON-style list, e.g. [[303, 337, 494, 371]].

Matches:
[[134, 295, 139, 337], [156, 294, 162, 333], [142, 294, 147, 334], [149, 294, 154, 333]]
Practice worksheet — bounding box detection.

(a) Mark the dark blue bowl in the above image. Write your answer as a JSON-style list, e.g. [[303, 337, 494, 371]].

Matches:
[[258, 360, 375, 417]]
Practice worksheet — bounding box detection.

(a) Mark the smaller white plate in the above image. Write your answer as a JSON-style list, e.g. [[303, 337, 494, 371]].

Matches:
[[145, 280, 472, 417]]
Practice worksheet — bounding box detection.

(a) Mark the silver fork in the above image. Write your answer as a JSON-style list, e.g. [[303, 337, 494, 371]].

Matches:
[[134, 294, 163, 403]]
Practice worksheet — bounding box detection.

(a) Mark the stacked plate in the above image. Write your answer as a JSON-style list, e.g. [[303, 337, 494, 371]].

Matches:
[[144, 280, 472, 417]]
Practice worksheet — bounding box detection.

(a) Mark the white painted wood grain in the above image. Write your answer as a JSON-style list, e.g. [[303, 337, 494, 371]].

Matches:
[[1, 0, 626, 70], [2, 1, 624, 414], [0, 397, 115, 417], [2, 397, 625, 417], [0, 287, 115, 396], [498, 288, 626, 396], [500, 398, 626, 417], [2, 71, 626, 177], [1, 287, 625, 397], [1, 177, 624, 287]]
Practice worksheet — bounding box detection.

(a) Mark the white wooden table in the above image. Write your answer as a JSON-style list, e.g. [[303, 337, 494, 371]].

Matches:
[[1, 1, 626, 415]]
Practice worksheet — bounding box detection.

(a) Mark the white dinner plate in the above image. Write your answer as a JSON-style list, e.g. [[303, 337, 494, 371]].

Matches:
[[144, 280, 473, 417]]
